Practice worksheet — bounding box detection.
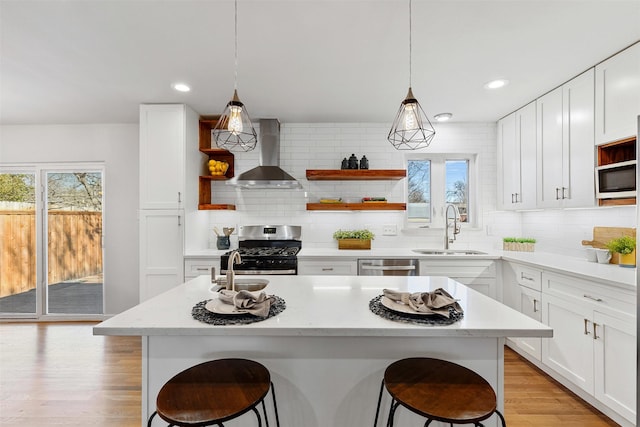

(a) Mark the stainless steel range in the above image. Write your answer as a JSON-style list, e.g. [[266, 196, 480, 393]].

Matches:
[[220, 225, 302, 275]]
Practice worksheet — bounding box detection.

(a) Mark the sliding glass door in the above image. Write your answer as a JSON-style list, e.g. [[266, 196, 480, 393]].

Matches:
[[0, 165, 104, 318]]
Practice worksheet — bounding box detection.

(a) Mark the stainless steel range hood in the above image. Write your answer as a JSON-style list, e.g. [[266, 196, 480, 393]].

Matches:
[[227, 119, 301, 189]]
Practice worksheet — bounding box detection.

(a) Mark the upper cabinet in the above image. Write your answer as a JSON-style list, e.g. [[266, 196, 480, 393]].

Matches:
[[140, 104, 198, 210], [595, 42, 640, 145], [497, 102, 537, 210], [537, 69, 595, 209]]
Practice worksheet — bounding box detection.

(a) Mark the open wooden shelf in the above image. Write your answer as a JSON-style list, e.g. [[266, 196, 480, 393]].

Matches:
[[198, 117, 236, 210], [306, 169, 406, 180], [306, 202, 406, 211]]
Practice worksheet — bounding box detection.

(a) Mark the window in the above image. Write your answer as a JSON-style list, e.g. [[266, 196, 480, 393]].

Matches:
[[407, 155, 475, 227]]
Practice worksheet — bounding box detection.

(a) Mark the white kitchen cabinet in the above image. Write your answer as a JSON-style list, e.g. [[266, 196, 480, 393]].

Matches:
[[184, 257, 220, 281], [540, 271, 636, 424], [498, 102, 537, 210], [518, 285, 543, 360], [419, 260, 496, 299], [139, 210, 184, 301], [537, 69, 595, 208], [298, 259, 357, 275], [140, 104, 199, 209], [595, 42, 640, 145]]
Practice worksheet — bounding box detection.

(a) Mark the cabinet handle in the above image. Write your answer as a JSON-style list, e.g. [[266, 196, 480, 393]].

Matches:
[[533, 299, 538, 313], [583, 294, 604, 302], [584, 318, 591, 335], [511, 193, 515, 204], [178, 192, 182, 203], [593, 322, 600, 340], [562, 187, 568, 199], [321, 268, 334, 271], [520, 273, 535, 282], [555, 187, 561, 200], [196, 267, 209, 271], [178, 215, 182, 226]]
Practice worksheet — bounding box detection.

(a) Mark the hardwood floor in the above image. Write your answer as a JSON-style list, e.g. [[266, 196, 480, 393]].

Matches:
[[0, 322, 622, 427]]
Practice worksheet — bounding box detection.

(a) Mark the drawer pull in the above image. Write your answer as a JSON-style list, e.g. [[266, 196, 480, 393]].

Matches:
[[321, 268, 334, 271], [520, 273, 535, 282], [533, 299, 538, 313], [584, 318, 591, 335], [583, 294, 604, 302], [196, 267, 209, 271]]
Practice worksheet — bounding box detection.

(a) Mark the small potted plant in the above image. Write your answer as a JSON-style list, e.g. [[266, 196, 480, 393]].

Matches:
[[503, 237, 536, 252], [606, 236, 636, 267], [333, 229, 375, 250]]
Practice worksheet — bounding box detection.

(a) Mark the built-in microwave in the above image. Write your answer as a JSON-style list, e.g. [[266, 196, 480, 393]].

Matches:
[[595, 159, 637, 200]]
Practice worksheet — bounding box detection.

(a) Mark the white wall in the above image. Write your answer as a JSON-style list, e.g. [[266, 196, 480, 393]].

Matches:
[[0, 124, 139, 314], [204, 121, 503, 251]]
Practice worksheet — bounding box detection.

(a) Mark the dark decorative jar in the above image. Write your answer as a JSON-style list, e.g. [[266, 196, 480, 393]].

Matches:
[[359, 155, 369, 170], [348, 154, 359, 169], [341, 158, 348, 169], [216, 236, 230, 250]]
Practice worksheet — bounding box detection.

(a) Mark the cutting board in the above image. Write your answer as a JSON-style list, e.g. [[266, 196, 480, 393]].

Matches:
[[581, 226, 636, 264]]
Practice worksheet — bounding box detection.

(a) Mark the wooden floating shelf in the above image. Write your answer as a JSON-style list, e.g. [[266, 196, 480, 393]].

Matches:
[[306, 169, 406, 180], [306, 203, 406, 211], [198, 203, 236, 211], [198, 176, 235, 211]]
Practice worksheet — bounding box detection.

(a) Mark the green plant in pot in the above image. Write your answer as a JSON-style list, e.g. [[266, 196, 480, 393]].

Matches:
[[333, 229, 375, 250], [606, 236, 636, 267]]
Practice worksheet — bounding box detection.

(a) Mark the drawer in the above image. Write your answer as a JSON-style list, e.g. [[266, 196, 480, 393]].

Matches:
[[184, 258, 219, 278], [514, 264, 542, 291], [420, 260, 496, 278], [298, 260, 357, 276], [543, 271, 635, 316]]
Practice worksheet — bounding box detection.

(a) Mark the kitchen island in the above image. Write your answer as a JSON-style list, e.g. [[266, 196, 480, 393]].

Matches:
[[94, 275, 552, 427]]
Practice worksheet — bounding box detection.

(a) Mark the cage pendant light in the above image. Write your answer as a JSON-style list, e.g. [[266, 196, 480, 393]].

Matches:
[[388, 0, 435, 150], [212, 0, 257, 152]]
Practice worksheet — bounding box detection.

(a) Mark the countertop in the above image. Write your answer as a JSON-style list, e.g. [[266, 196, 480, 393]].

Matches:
[[94, 274, 552, 338]]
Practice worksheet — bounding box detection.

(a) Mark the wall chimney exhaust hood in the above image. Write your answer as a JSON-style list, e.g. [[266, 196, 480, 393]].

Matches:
[[226, 119, 301, 189]]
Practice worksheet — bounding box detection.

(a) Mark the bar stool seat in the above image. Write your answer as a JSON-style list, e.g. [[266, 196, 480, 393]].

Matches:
[[148, 358, 279, 427], [375, 357, 506, 427]]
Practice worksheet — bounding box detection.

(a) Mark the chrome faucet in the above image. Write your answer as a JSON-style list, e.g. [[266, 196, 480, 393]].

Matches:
[[444, 204, 461, 250], [225, 250, 242, 291]]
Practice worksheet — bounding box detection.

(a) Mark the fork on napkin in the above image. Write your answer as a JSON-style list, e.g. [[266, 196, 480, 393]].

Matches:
[[218, 290, 273, 318], [382, 288, 462, 318]]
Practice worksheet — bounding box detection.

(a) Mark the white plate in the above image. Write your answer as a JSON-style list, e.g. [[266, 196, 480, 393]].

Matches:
[[380, 296, 437, 316], [205, 298, 251, 315]]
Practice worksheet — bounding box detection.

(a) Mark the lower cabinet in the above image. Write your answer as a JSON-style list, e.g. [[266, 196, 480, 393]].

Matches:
[[517, 285, 542, 360], [540, 271, 636, 425], [297, 259, 357, 275], [139, 210, 184, 302], [419, 260, 497, 299], [184, 257, 220, 281]]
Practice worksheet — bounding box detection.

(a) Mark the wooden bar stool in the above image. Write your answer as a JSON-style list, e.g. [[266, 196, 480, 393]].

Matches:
[[147, 358, 280, 427], [374, 357, 506, 427]]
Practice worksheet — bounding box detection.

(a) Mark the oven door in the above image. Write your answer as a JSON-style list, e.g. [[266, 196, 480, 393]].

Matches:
[[596, 160, 636, 199]]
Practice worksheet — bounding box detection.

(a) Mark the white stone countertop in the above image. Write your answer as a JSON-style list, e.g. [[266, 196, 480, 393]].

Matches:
[[94, 275, 552, 338]]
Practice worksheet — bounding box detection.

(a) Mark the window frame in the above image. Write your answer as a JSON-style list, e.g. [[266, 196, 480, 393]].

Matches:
[[404, 153, 478, 229]]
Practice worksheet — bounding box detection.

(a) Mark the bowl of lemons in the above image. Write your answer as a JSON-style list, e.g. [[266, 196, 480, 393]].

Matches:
[[208, 160, 229, 176]]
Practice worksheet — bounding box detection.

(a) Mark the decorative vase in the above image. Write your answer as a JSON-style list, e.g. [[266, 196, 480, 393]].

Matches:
[[618, 251, 635, 268], [216, 235, 230, 250], [337, 239, 371, 250]]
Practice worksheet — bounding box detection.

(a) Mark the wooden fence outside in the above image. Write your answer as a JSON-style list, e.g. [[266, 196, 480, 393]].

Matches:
[[0, 210, 103, 298]]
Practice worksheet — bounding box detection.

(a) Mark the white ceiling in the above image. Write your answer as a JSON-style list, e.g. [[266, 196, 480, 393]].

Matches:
[[2, 0, 640, 126]]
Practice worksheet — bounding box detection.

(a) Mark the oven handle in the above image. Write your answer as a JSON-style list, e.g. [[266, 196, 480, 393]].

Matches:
[[359, 265, 416, 271], [220, 269, 297, 275]]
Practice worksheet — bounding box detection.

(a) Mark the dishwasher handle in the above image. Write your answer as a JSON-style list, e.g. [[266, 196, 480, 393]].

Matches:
[[359, 265, 416, 271]]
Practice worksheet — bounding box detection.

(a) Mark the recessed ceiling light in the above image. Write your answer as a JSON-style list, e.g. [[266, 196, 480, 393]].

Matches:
[[484, 79, 509, 90], [433, 113, 452, 122], [172, 83, 191, 92]]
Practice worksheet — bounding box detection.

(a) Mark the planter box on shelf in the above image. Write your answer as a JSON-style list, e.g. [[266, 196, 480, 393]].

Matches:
[[337, 239, 371, 250], [503, 238, 536, 252]]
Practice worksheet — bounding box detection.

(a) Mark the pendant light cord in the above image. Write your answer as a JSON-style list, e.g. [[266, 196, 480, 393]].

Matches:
[[234, 0, 238, 91], [408, 0, 412, 88]]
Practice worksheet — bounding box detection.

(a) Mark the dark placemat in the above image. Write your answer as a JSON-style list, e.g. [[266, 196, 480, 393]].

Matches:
[[369, 295, 463, 326], [192, 295, 286, 325]]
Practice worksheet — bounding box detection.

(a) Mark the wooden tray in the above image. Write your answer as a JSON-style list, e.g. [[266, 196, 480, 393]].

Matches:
[[581, 226, 635, 264]]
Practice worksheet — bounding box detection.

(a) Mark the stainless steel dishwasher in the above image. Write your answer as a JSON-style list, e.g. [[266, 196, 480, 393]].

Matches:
[[357, 259, 419, 276]]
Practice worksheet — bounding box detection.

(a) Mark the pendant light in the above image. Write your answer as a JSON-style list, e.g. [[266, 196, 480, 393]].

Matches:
[[212, 0, 258, 152], [388, 0, 435, 150]]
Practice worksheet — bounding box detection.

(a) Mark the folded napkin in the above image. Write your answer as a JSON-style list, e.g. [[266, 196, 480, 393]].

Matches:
[[382, 288, 462, 318], [218, 290, 273, 318]]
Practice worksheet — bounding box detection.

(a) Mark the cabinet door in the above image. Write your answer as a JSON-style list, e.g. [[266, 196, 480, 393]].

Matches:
[[139, 210, 184, 301], [563, 69, 595, 208], [517, 102, 537, 209], [541, 292, 594, 394], [593, 310, 636, 422], [536, 87, 564, 208], [140, 104, 185, 209], [595, 42, 640, 145], [498, 112, 519, 210], [516, 285, 542, 360]]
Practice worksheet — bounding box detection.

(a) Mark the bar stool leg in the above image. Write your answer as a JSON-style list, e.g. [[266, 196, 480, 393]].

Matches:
[[270, 381, 281, 427], [373, 380, 385, 427], [495, 409, 507, 427], [387, 400, 400, 427], [250, 406, 262, 427]]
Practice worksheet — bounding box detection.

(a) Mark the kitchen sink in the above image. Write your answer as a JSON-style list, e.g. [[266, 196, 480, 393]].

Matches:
[[210, 278, 269, 293], [412, 249, 488, 255]]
